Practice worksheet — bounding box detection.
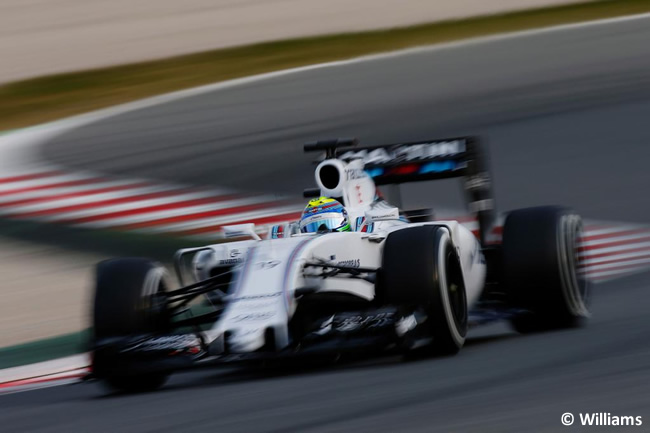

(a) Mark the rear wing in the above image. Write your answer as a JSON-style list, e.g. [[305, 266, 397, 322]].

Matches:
[[304, 136, 496, 244]]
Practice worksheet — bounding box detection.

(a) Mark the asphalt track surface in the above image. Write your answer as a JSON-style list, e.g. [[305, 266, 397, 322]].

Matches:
[[44, 16, 650, 223], [6, 16, 649, 433]]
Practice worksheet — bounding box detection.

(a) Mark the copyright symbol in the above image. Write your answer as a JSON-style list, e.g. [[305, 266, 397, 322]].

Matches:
[[561, 413, 574, 426]]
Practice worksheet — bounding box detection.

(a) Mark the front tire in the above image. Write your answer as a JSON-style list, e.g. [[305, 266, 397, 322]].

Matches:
[[379, 226, 467, 355], [92, 258, 171, 392]]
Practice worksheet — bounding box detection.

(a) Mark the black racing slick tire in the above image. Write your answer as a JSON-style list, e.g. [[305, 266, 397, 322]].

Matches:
[[380, 226, 467, 355], [503, 206, 590, 333], [92, 258, 171, 392]]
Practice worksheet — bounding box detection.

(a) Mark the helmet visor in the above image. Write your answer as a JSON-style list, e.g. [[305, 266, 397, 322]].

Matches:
[[300, 213, 349, 233]]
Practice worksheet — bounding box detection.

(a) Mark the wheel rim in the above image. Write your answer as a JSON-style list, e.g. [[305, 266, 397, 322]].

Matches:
[[573, 222, 590, 305], [558, 214, 590, 318], [444, 246, 468, 333]]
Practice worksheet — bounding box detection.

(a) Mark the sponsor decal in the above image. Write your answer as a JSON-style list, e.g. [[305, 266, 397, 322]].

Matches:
[[336, 259, 360, 268], [334, 311, 395, 332], [465, 173, 491, 190], [271, 224, 286, 239], [122, 335, 201, 353], [219, 258, 243, 265], [229, 249, 242, 258], [231, 312, 276, 322], [340, 140, 466, 165], [346, 168, 366, 180], [419, 160, 461, 173], [326, 255, 361, 268], [230, 292, 282, 302], [230, 302, 275, 309], [303, 214, 332, 222], [372, 213, 396, 220]]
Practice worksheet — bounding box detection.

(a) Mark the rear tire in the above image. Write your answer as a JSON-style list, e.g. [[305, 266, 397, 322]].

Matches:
[[503, 206, 590, 333], [379, 226, 467, 355], [92, 258, 171, 392]]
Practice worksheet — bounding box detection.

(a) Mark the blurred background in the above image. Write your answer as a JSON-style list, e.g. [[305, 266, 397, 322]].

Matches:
[[1, 0, 649, 431]]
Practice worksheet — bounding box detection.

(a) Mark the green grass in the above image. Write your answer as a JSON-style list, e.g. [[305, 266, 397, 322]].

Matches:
[[0, 299, 218, 369], [0, 300, 217, 370], [0, 330, 89, 370], [1, 0, 649, 131]]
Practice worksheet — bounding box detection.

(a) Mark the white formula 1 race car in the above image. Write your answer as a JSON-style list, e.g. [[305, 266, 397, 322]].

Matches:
[[89, 137, 590, 392]]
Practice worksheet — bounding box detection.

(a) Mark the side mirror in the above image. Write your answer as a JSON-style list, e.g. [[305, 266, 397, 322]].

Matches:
[[223, 223, 261, 240]]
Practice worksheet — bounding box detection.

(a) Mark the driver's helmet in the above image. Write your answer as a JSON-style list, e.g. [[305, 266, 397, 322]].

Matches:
[[300, 196, 351, 233]]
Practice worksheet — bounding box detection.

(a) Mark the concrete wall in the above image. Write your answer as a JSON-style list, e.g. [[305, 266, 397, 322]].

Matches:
[[1, 0, 590, 83]]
